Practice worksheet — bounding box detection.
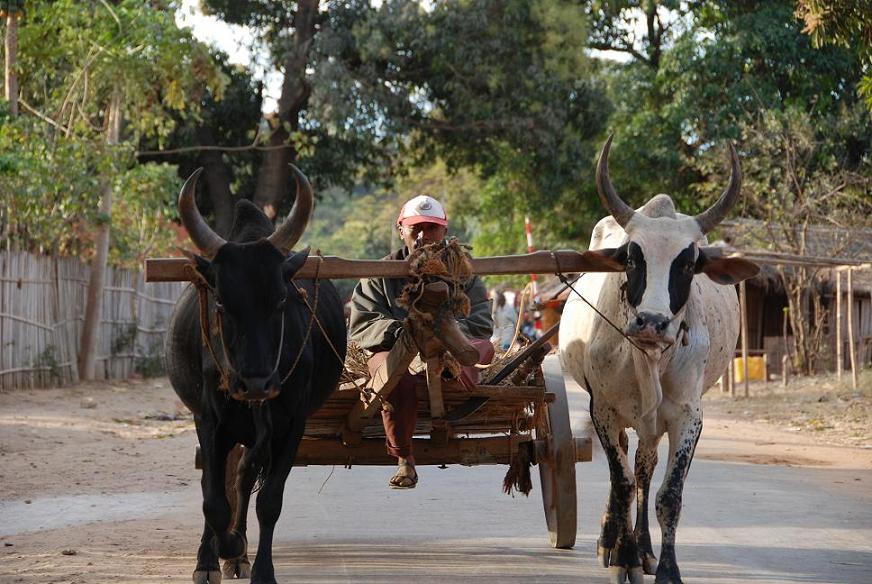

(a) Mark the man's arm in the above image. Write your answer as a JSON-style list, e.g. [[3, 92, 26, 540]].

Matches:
[[457, 275, 494, 340], [348, 278, 403, 352]]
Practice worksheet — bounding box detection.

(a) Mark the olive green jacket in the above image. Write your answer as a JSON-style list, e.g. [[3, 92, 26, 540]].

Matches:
[[348, 247, 494, 352]]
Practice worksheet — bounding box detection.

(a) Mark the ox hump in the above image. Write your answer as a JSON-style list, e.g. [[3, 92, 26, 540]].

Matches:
[[639, 194, 677, 219]]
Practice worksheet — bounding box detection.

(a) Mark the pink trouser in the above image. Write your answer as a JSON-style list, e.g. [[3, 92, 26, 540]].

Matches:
[[368, 338, 495, 458]]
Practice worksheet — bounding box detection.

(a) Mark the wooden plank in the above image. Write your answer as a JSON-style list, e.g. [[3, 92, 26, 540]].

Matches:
[[144, 250, 626, 282], [425, 356, 445, 419], [294, 436, 525, 466]]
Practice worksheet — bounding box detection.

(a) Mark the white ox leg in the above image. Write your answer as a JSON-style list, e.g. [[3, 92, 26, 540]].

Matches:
[[634, 435, 661, 575], [654, 402, 703, 584], [590, 401, 644, 584]]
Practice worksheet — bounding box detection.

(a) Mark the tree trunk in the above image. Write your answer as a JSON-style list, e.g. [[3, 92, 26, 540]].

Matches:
[[253, 0, 319, 214], [195, 125, 235, 237], [78, 90, 123, 380], [4, 12, 18, 116]]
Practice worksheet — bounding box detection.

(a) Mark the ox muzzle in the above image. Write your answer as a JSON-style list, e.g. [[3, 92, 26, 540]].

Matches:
[[626, 311, 675, 346], [230, 375, 280, 402]]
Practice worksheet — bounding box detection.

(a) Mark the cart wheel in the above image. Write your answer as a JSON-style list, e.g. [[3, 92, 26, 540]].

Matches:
[[536, 355, 577, 549]]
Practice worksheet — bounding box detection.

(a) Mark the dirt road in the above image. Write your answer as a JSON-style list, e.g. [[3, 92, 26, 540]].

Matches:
[[1, 375, 870, 583]]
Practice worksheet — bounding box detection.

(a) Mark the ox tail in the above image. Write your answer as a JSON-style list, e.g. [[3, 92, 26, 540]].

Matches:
[[250, 403, 273, 492]]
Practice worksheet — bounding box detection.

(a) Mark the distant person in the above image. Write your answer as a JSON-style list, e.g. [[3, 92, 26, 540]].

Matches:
[[491, 291, 518, 351], [348, 195, 494, 489]]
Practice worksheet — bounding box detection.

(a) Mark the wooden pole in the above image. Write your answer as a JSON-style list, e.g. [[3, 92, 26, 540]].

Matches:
[[847, 268, 858, 390], [836, 270, 842, 384], [728, 358, 735, 398], [740, 280, 750, 398], [782, 355, 789, 387], [762, 353, 768, 385], [145, 249, 627, 282]]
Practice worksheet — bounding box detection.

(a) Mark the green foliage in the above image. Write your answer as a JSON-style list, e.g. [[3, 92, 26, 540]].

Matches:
[[795, 0, 872, 110], [0, 116, 103, 255], [597, 0, 865, 214], [3, 0, 225, 265]]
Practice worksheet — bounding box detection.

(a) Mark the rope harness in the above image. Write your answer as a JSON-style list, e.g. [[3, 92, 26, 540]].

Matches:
[[189, 254, 343, 399]]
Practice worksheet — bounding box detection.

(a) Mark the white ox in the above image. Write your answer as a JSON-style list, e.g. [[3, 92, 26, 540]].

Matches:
[[560, 136, 758, 584]]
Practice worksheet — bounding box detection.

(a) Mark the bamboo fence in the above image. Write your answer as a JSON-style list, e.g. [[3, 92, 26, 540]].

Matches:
[[0, 251, 185, 390]]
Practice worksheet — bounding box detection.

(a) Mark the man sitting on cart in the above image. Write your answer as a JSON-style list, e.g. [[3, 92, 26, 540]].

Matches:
[[348, 195, 495, 489]]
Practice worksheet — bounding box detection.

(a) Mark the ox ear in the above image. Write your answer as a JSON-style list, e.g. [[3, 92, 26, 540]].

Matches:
[[696, 248, 759, 285], [282, 246, 311, 280], [181, 249, 216, 287], [580, 244, 627, 272]]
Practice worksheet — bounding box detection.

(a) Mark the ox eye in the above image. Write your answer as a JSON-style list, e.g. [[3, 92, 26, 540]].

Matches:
[[626, 258, 636, 270], [684, 262, 694, 274], [276, 297, 287, 311], [215, 302, 225, 314]]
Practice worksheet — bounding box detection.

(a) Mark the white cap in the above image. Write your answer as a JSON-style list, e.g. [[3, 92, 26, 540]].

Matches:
[[396, 195, 448, 227]]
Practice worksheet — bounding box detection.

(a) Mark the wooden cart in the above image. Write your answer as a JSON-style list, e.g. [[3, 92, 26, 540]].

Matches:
[[146, 250, 615, 548]]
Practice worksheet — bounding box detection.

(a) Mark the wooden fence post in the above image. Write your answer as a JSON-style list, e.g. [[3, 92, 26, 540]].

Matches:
[[836, 270, 842, 384], [739, 280, 750, 398], [782, 355, 789, 388], [847, 268, 858, 391]]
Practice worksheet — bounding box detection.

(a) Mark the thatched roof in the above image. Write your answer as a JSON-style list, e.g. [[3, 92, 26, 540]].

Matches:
[[717, 219, 872, 295]]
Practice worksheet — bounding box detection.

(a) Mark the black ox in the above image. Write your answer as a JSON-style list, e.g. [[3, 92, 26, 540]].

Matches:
[[165, 166, 346, 584]]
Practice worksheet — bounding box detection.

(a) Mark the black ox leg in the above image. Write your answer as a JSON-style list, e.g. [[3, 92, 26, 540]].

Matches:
[[654, 406, 703, 584], [591, 404, 644, 584], [249, 418, 307, 584], [223, 444, 258, 579], [193, 520, 221, 584], [198, 422, 248, 567]]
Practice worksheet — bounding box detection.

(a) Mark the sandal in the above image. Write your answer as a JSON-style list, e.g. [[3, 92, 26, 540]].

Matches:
[[389, 465, 418, 489]]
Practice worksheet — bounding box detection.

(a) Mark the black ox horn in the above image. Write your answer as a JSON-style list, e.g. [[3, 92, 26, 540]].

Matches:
[[178, 164, 315, 258], [178, 168, 227, 258], [266, 164, 314, 255]]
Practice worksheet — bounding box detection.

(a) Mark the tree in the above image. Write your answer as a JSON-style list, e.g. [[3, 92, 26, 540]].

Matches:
[[1, 0, 24, 115], [693, 106, 872, 374], [11, 0, 224, 379], [795, 0, 872, 110]]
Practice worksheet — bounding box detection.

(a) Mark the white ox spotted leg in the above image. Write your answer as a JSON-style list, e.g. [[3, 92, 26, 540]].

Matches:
[[654, 404, 703, 584], [634, 436, 661, 575], [590, 399, 644, 584]]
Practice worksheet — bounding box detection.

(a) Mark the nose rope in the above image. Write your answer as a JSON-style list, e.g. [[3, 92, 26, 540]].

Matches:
[[551, 251, 649, 354]]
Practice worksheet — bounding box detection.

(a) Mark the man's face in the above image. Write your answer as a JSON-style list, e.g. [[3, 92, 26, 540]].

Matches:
[[399, 221, 448, 250]]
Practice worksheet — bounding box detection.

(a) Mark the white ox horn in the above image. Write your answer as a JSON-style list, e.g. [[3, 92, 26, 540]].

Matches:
[[694, 142, 742, 234], [595, 134, 636, 228], [267, 164, 314, 255], [178, 168, 227, 258]]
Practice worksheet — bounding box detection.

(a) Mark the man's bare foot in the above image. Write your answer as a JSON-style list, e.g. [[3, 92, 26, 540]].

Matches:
[[389, 457, 418, 489]]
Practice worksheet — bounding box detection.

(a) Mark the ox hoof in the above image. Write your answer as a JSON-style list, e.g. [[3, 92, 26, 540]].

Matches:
[[193, 569, 222, 584], [642, 552, 658, 575], [597, 539, 610, 568], [654, 568, 683, 584], [607, 566, 626, 584], [607, 566, 644, 584], [222, 556, 251, 579]]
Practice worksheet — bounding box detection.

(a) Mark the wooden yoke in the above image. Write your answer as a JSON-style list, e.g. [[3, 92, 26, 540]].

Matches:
[[341, 280, 477, 446]]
